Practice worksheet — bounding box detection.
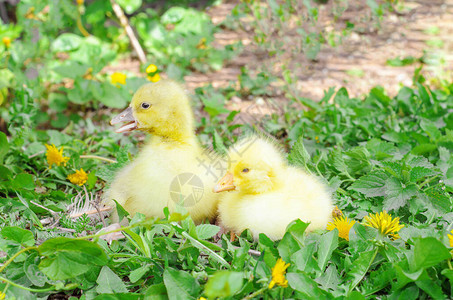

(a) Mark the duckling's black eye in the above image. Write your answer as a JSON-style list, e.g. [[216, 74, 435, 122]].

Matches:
[[242, 168, 250, 173], [141, 102, 151, 109]]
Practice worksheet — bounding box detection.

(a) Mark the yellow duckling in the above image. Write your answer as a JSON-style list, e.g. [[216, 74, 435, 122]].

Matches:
[[104, 80, 225, 224], [213, 137, 333, 240]]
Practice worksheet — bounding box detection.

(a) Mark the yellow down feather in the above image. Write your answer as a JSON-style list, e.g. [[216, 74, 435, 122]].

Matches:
[[214, 136, 333, 240], [103, 80, 225, 224]]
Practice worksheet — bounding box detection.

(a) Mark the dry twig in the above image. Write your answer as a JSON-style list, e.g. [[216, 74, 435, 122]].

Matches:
[[109, 0, 147, 63]]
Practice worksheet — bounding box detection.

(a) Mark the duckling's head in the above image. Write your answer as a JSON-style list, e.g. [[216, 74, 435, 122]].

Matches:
[[213, 137, 285, 195], [111, 80, 194, 142]]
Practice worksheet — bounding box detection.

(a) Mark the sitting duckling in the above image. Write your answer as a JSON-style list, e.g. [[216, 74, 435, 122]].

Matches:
[[213, 136, 333, 240], [104, 80, 225, 224]]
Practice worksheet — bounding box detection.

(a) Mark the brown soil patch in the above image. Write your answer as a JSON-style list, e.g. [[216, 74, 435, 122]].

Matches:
[[186, 0, 453, 101]]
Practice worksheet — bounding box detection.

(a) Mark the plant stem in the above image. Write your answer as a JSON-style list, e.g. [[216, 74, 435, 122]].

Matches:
[[337, 187, 348, 196], [2, 282, 9, 294], [109, 0, 147, 63], [39, 178, 74, 187], [80, 155, 117, 163], [242, 286, 268, 300], [0, 246, 38, 273], [0, 275, 57, 293], [76, 5, 90, 37], [419, 175, 440, 189]]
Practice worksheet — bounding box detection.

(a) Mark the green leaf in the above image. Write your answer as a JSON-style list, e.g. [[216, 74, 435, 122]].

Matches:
[[316, 264, 340, 291], [195, 224, 220, 240], [386, 56, 417, 67], [200, 96, 230, 118], [382, 161, 403, 179], [287, 272, 327, 298], [117, 0, 142, 14], [415, 278, 445, 299], [416, 82, 431, 104], [425, 188, 452, 213], [163, 268, 200, 300], [347, 248, 378, 293], [38, 238, 108, 280], [53, 61, 88, 79], [24, 252, 48, 287], [100, 83, 129, 108], [0, 69, 14, 90], [288, 137, 311, 170], [411, 143, 437, 155], [96, 266, 128, 294], [97, 145, 131, 182], [1, 226, 35, 246], [122, 228, 148, 256], [213, 130, 227, 154], [292, 241, 320, 274], [334, 87, 350, 103], [345, 146, 371, 175], [204, 271, 243, 298], [129, 265, 150, 283], [161, 7, 187, 24], [12, 173, 35, 190], [370, 86, 391, 106], [144, 283, 168, 299], [411, 237, 451, 271], [93, 294, 141, 300], [278, 219, 309, 262], [114, 200, 129, 223], [0, 131, 9, 164], [329, 148, 349, 175], [346, 68, 364, 77], [350, 171, 388, 197], [420, 119, 442, 141], [410, 166, 436, 183], [52, 33, 83, 52], [317, 230, 339, 271], [297, 96, 321, 110], [383, 178, 418, 211]]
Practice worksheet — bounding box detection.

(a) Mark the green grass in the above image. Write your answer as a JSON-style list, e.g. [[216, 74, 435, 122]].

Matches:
[[1, 79, 452, 299]]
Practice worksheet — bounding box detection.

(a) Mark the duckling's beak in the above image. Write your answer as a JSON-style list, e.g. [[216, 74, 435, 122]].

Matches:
[[110, 107, 138, 133], [213, 172, 236, 193]]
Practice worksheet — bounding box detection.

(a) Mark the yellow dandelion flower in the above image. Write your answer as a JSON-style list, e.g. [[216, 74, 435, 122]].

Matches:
[[45, 144, 69, 168], [67, 168, 88, 186], [147, 73, 161, 82], [363, 211, 404, 239], [111, 72, 126, 86], [2, 36, 11, 48], [448, 230, 453, 248], [327, 216, 355, 241], [269, 258, 290, 289], [77, 0, 84, 5], [0, 291, 5, 300], [146, 64, 158, 74]]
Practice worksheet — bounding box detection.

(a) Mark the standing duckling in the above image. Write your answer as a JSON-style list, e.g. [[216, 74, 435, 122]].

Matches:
[[104, 80, 225, 224], [213, 137, 333, 240]]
